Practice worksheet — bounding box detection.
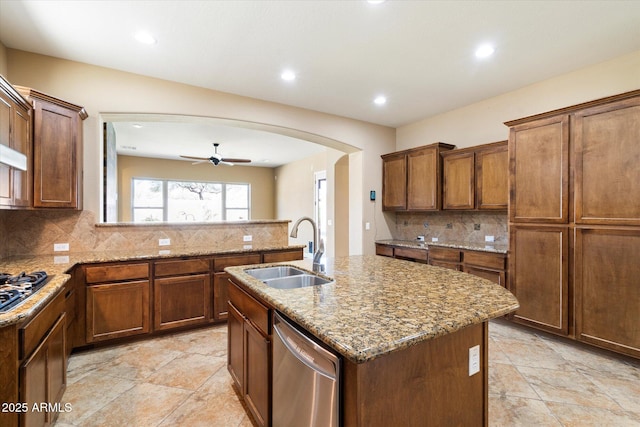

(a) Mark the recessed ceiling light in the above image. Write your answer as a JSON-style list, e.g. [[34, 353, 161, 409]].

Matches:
[[281, 70, 296, 81], [475, 44, 495, 59], [134, 31, 157, 45], [132, 123, 143, 128], [367, 0, 386, 4], [373, 95, 387, 106]]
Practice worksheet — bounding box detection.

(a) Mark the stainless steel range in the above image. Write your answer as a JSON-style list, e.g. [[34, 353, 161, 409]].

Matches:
[[0, 271, 49, 313]]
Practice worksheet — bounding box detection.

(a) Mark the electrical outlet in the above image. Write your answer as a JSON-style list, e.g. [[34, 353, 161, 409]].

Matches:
[[54, 243, 69, 252], [243, 235, 252, 242], [485, 235, 495, 242], [431, 237, 439, 242], [54, 255, 70, 264], [159, 238, 171, 246], [243, 244, 253, 250], [469, 345, 480, 376], [417, 235, 425, 242], [158, 249, 171, 255], [365, 222, 370, 230]]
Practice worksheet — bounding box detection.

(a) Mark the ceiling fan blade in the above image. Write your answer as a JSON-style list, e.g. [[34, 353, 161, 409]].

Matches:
[[221, 158, 251, 163], [180, 155, 210, 161], [191, 160, 208, 165], [220, 161, 235, 166]]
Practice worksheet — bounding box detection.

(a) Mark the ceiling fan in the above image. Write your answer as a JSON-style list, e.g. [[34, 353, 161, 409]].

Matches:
[[180, 143, 252, 166]]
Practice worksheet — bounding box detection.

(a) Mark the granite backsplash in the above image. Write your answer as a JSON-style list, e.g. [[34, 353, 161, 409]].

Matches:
[[387, 211, 508, 244], [0, 210, 289, 258]]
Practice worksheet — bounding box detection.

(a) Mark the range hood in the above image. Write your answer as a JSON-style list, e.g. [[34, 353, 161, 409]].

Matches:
[[0, 144, 27, 171]]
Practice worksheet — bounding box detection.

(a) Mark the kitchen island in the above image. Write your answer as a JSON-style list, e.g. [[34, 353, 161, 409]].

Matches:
[[226, 255, 519, 426]]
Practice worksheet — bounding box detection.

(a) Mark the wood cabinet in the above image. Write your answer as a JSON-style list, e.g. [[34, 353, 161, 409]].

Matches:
[[436, 141, 508, 211], [85, 262, 151, 342], [213, 253, 262, 321], [375, 243, 428, 263], [428, 246, 462, 271], [16, 86, 87, 209], [463, 250, 507, 287], [0, 76, 31, 208], [262, 248, 304, 263], [227, 279, 271, 427], [575, 228, 640, 358], [506, 90, 640, 354], [381, 143, 455, 211], [153, 257, 212, 331]]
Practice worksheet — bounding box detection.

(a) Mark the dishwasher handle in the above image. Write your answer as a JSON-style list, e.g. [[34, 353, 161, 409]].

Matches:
[[273, 313, 339, 381]]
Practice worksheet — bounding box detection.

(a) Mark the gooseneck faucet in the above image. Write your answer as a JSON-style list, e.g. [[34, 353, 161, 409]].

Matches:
[[290, 216, 324, 273]]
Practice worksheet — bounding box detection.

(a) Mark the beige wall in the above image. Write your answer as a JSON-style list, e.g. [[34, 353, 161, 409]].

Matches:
[[397, 50, 640, 150], [0, 42, 7, 76], [6, 49, 396, 255], [117, 155, 275, 222]]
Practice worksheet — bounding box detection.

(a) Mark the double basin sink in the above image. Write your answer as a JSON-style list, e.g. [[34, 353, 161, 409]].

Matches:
[[245, 266, 333, 290]]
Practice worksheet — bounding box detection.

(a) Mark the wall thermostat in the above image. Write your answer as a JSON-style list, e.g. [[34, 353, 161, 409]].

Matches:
[[370, 190, 376, 201]]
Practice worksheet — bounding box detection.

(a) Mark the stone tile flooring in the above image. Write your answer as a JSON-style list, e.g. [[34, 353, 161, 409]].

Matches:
[[54, 320, 640, 426]]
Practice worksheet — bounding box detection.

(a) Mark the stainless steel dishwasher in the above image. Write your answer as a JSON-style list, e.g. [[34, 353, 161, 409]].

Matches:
[[272, 312, 340, 427]]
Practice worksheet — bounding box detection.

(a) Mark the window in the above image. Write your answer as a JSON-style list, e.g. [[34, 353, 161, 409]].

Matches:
[[132, 178, 250, 222]]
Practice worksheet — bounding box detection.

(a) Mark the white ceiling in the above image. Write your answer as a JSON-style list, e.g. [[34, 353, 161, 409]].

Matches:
[[1, 0, 639, 164]]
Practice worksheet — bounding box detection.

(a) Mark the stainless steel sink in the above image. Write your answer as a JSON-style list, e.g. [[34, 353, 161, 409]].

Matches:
[[262, 274, 333, 289], [244, 266, 333, 289], [245, 266, 306, 281]]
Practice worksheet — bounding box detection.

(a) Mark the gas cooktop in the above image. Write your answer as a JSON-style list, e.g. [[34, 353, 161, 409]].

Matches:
[[0, 271, 49, 313]]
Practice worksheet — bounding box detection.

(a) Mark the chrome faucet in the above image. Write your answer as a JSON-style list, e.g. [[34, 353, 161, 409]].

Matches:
[[290, 216, 324, 273]]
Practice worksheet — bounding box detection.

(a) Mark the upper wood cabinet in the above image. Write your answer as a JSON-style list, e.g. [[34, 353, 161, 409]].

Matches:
[[0, 76, 31, 208], [442, 141, 508, 211], [381, 143, 455, 211], [16, 86, 88, 209], [573, 96, 640, 225], [508, 115, 570, 223]]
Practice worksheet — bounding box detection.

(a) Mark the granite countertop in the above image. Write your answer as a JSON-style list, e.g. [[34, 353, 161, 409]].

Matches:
[[0, 243, 305, 327], [226, 255, 519, 364], [376, 239, 508, 254]]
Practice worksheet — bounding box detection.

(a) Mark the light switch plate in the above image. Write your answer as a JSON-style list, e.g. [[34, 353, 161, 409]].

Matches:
[[469, 345, 480, 376], [243, 235, 253, 242], [159, 238, 171, 246], [431, 237, 439, 242]]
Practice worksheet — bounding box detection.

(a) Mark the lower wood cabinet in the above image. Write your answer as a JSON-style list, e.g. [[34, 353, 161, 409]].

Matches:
[[428, 246, 462, 271], [227, 279, 271, 427], [462, 250, 507, 287], [86, 280, 151, 342], [213, 254, 261, 321], [375, 243, 428, 263], [575, 228, 640, 358], [509, 225, 570, 336], [153, 257, 212, 331], [20, 314, 66, 427]]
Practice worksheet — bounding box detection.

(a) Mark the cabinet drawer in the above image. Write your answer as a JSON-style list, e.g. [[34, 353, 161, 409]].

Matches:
[[214, 254, 261, 273], [262, 249, 303, 263], [463, 251, 506, 270], [20, 288, 65, 359], [375, 244, 394, 257], [394, 247, 428, 262], [429, 260, 462, 271], [228, 281, 269, 336], [154, 258, 211, 277], [85, 262, 149, 284], [428, 247, 462, 262]]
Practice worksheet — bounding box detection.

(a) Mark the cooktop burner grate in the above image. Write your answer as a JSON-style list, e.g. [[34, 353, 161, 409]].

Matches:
[[0, 271, 49, 313]]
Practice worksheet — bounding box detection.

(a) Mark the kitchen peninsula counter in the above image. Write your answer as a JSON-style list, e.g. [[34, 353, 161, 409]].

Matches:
[[226, 255, 518, 363], [0, 243, 305, 327], [376, 238, 508, 254]]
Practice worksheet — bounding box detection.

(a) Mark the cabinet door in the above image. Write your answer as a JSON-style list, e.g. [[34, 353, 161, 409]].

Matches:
[[11, 105, 31, 207], [575, 228, 640, 358], [476, 142, 508, 210], [381, 152, 406, 211], [407, 147, 439, 211], [442, 151, 475, 210], [47, 315, 67, 411], [244, 319, 270, 427], [463, 266, 505, 287], [573, 96, 640, 225], [227, 302, 245, 390], [86, 280, 150, 342], [213, 273, 230, 321], [509, 115, 569, 223], [153, 274, 211, 331], [20, 340, 47, 427], [32, 99, 81, 208], [0, 92, 14, 206], [510, 226, 569, 335]]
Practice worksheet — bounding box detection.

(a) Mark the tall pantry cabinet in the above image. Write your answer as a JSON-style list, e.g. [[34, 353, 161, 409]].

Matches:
[[506, 90, 640, 359]]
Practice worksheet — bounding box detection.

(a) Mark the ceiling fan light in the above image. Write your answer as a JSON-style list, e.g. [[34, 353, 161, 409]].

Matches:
[[281, 70, 296, 81]]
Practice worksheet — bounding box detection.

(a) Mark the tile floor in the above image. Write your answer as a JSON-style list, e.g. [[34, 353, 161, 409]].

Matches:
[[53, 320, 640, 427]]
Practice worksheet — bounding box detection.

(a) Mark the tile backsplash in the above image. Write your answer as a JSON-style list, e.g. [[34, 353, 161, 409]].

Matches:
[[388, 211, 508, 244], [0, 210, 289, 258]]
